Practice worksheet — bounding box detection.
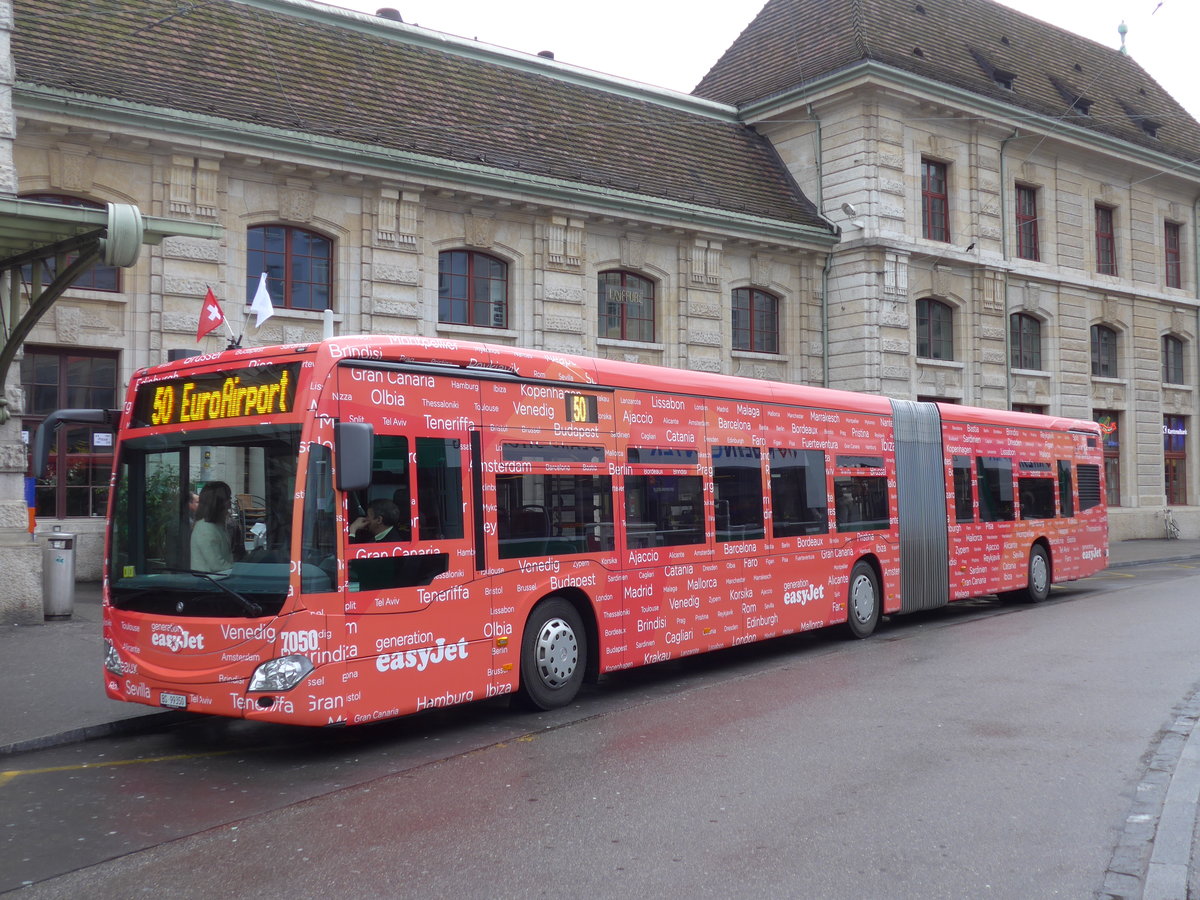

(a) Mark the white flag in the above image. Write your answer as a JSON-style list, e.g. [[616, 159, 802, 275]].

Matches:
[[250, 271, 275, 327]]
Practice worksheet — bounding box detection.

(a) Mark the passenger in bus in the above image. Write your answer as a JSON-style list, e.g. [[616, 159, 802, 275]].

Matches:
[[190, 481, 234, 573], [350, 498, 402, 542]]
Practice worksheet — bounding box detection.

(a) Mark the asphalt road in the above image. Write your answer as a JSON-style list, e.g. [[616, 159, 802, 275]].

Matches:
[[3, 562, 1198, 899]]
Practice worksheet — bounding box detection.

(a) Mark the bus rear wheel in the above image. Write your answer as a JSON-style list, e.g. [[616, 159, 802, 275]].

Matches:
[[1003, 544, 1051, 604], [846, 561, 880, 639], [517, 597, 586, 710]]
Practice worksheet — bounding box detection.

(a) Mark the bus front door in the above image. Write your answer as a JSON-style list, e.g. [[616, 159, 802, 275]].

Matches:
[[336, 366, 480, 628]]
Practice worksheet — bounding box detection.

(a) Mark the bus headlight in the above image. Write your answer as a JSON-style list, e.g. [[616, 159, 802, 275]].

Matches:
[[248, 655, 314, 692], [104, 640, 125, 676]]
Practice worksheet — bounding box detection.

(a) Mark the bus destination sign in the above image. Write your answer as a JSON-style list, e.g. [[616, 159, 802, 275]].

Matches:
[[131, 364, 300, 428]]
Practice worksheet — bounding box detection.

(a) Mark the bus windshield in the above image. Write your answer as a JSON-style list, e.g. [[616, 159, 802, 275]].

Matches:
[[109, 423, 316, 617]]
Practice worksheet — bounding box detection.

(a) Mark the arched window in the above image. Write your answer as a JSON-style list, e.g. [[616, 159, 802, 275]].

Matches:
[[732, 288, 779, 353], [1010, 312, 1042, 370], [20, 194, 119, 292], [598, 270, 655, 342], [439, 250, 508, 328], [1090, 325, 1118, 378], [246, 225, 332, 311], [916, 298, 953, 360], [1162, 334, 1186, 385]]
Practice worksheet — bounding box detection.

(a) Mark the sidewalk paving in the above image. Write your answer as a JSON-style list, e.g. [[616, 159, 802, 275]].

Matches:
[[2, 538, 1198, 756]]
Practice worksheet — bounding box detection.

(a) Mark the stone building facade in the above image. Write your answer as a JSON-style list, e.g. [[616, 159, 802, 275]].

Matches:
[[696, 0, 1200, 541], [4, 0, 1198, 590], [8, 0, 834, 579]]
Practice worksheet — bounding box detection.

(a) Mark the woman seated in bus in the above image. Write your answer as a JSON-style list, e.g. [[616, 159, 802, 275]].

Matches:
[[190, 481, 235, 573], [350, 498, 402, 543]]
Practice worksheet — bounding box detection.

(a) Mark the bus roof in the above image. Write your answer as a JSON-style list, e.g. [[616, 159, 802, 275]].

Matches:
[[149, 335, 1095, 433]]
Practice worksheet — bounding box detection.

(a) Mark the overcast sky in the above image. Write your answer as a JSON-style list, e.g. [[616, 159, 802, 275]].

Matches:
[[329, 0, 1200, 119]]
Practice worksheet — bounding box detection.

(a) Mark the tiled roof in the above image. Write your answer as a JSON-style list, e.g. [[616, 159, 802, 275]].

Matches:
[[11, 0, 829, 235], [694, 0, 1200, 162]]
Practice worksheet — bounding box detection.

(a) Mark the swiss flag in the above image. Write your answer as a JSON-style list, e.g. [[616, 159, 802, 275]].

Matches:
[[197, 287, 226, 341]]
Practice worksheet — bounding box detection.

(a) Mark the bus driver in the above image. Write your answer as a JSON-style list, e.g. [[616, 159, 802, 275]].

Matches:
[[190, 481, 234, 573], [350, 498, 402, 543]]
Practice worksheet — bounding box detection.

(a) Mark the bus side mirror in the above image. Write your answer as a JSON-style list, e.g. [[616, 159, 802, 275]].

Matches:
[[334, 421, 374, 492], [33, 409, 116, 478]]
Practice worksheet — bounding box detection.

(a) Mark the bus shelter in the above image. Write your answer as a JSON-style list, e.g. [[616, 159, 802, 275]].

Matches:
[[0, 197, 221, 623]]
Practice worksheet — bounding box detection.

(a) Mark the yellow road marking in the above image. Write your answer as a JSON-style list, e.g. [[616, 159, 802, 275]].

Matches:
[[0, 748, 244, 788]]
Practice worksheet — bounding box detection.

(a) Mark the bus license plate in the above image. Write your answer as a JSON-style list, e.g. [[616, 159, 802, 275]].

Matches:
[[160, 692, 188, 710]]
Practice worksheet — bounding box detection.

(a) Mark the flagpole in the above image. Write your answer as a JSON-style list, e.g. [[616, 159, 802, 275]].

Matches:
[[223, 312, 240, 349]]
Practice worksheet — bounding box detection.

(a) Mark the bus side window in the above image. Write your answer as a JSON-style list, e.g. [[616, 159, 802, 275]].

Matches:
[[713, 446, 765, 542], [354, 434, 412, 543], [769, 448, 828, 537], [495, 446, 614, 558], [833, 475, 890, 532], [1018, 477, 1056, 519], [496, 474, 614, 558], [301, 444, 337, 593], [976, 456, 1015, 522], [952, 455, 974, 523], [624, 474, 704, 549], [1058, 461, 1074, 518], [416, 437, 464, 540]]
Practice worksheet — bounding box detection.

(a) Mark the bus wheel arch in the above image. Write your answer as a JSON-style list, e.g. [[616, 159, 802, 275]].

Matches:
[[515, 591, 596, 711], [845, 556, 883, 639], [999, 540, 1052, 603]]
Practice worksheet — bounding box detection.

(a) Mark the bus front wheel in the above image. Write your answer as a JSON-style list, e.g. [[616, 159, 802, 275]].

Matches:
[[846, 561, 880, 639], [517, 597, 586, 710]]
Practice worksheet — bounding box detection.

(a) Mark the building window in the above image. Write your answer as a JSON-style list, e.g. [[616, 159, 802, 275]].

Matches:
[[732, 288, 779, 353], [247, 225, 332, 311], [1164, 415, 1188, 506], [21, 348, 118, 518], [1095, 205, 1117, 276], [916, 298, 954, 360], [1165, 222, 1182, 289], [439, 250, 508, 328], [20, 194, 119, 292], [598, 270, 655, 342], [1012, 403, 1045, 415], [1090, 325, 1119, 378], [1095, 410, 1121, 507], [921, 159, 950, 242], [1010, 313, 1042, 370], [1163, 334, 1185, 385], [1015, 185, 1040, 261]]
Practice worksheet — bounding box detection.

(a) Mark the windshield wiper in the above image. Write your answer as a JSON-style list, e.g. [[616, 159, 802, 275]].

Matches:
[[189, 570, 263, 618], [156, 567, 263, 617]]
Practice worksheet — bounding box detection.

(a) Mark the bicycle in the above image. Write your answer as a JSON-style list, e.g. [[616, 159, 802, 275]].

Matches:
[[1164, 507, 1181, 540]]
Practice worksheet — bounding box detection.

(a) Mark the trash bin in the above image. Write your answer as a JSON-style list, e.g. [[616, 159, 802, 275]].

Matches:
[[42, 532, 76, 620]]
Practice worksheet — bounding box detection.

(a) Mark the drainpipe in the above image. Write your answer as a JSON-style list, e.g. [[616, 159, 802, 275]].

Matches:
[[999, 130, 1022, 411], [822, 245, 835, 387], [1194, 195, 1200, 507], [807, 103, 837, 387]]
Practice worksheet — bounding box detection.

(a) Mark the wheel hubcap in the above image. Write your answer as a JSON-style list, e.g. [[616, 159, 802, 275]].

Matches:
[[1031, 554, 1048, 595], [850, 574, 876, 623], [534, 617, 579, 688]]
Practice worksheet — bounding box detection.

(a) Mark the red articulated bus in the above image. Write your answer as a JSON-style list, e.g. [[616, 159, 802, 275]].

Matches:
[[37, 336, 1107, 726]]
